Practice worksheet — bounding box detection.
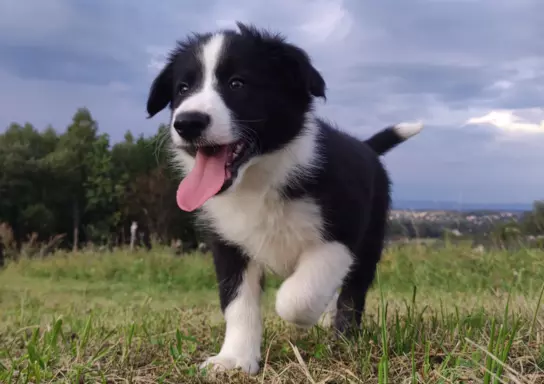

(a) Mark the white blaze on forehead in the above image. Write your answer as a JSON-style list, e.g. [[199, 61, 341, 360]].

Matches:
[[171, 33, 234, 146], [200, 33, 225, 91]]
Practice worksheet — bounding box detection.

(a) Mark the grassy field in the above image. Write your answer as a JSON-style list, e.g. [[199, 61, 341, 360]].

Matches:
[[1, 245, 543, 383]]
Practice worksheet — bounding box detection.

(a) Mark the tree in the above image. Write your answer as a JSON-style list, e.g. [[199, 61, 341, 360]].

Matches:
[[44, 108, 99, 251], [520, 200, 544, 235], [0, 123, 58, 247], [0, 109, 201, 254]]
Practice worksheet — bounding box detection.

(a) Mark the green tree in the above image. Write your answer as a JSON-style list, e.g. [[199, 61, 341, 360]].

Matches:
[[0, 123, 58, 246], [521, 200, 544, 235], [43, 108, 99, 250], [1, 108, 199, 254]]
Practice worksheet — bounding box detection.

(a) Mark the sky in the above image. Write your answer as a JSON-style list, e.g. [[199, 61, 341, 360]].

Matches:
[[0, 0, 543, 204]]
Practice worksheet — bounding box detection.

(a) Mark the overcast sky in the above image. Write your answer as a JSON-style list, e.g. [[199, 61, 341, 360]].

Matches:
[[0, 0, 543, 204]]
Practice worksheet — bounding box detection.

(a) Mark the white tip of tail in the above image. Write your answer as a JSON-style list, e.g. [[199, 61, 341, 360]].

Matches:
[[393, 121, 424, 140]]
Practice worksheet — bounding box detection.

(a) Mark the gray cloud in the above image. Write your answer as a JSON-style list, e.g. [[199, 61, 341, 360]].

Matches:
[[0, 0, 542, 203], [0, 44, 139, 85]]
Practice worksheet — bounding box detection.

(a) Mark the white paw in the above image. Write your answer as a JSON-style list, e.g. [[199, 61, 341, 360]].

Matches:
[[199, 353, 260, 375], [276, 279, 331, 327], [318, 291, 339, 328]]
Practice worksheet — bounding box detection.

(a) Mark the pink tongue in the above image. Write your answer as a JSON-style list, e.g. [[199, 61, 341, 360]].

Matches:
[[176, 147, 229, 212]]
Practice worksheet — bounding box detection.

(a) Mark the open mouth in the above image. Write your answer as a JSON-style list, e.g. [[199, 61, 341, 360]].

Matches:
[[199, 141, 253, 176], [176, 140, 255, 212]]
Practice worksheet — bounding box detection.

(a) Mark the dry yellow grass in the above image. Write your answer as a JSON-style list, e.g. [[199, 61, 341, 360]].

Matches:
[[1, 245, 543, 383]]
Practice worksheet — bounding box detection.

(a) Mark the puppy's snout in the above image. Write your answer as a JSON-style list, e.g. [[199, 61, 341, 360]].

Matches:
[[173, 111, 211, 141]]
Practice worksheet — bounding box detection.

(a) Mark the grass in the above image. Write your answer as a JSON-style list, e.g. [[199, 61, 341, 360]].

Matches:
[[0, 244, 543, 383]]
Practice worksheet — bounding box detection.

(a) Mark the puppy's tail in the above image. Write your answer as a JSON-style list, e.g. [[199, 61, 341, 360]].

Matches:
[[365, 121, 423, 155]]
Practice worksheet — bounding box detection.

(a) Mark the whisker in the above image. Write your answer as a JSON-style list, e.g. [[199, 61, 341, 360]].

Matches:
[[236, 125, 263, 154], [231, 118, 266, 123]]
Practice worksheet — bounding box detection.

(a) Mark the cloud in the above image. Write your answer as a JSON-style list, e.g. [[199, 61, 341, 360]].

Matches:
[[146, 46, 170, 74], [0, 68, 150, 137], [295, 0, 354, 44], [0, 0, 543, 203], [0, 45, 138, 85], [465, 109, 544, 134], [0, 0, 75, 43]]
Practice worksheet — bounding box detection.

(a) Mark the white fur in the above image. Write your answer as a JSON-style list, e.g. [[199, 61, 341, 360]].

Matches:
[[318, 291, 339, 328], [172, 115, 323, 276], [200, 261, 262, 375], [393, 121, 423, 140], [200, 118, 324, 276], [170, 33, 234, 147], [275, 242, 352, 327]]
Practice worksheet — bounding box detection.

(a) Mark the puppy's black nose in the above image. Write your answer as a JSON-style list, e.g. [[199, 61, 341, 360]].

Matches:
[[173, 111, 211, 141]]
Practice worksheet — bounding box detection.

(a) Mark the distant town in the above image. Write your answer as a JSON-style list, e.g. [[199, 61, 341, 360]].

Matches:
[[389, 209, 521, 225], [386, 205, 531, 241], [391, 200, 532, 212]]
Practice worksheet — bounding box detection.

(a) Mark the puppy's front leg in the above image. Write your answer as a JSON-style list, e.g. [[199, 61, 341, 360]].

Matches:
[[200, 240, 263, 375], [275, 242, 353, 327]]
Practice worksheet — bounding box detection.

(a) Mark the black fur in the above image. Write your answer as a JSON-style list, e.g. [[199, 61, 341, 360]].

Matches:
[[364, 125, 413, 155], [207, 234, 254, 312], [146, 23, 326, 158], [279, 120, 391, 333]]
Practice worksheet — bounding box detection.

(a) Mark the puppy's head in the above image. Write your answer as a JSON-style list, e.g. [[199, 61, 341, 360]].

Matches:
[[146, 22, 326, 211]]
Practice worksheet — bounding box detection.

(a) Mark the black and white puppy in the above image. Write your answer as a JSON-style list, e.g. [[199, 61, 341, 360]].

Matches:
[[146, 22, 423, 375]]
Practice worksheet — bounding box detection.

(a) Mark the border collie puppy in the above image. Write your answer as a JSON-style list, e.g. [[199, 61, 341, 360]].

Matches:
[[146, 22, 423, 375]]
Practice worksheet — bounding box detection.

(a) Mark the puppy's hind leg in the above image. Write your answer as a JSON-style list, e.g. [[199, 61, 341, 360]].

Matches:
[[334, 192, 389, 336]]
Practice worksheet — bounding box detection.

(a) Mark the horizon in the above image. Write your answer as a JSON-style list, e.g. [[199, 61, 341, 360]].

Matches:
[[6, 116, 538, 208], [1, 0, 543, 203], [391, 199, 534, 210]]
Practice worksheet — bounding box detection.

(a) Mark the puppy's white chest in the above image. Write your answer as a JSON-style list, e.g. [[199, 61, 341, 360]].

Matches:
[[204, 192, 324, 276]]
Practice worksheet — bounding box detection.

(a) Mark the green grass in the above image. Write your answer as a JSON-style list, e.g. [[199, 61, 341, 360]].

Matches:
[[1, 245, 543, 383]]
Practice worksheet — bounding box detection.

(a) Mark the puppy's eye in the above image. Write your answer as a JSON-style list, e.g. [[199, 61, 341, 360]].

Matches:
[[178, 82, 190, 95], [229, 77, 245, 90]]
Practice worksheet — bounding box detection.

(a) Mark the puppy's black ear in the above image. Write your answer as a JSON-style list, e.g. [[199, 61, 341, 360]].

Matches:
[[236, 23, 326, 99], [146, 62, 174, 118], [282, 43, 326, 100]]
